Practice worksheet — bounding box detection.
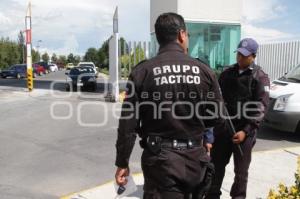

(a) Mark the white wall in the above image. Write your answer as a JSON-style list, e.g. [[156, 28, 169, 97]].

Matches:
[[178, 0, 242, 24], [150, 0, 178, 33], [150, 0, 242, 29]]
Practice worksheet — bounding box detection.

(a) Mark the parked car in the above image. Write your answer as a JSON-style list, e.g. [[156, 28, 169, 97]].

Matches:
[[36, 62, 50, 74], [66, 63, 75, 70], [264, 64, 300, 133], [77, 62, 98, 77], [65, 67, 97, 91], [49, 63, 58, 72], [33, 63, 45, 76], [77, 62, 97, 71], [1, 64, 27, 79]]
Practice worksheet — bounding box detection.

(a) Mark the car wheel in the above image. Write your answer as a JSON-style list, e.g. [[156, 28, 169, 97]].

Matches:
[[66, 85, 70, 92], [296, 122, 300, 134], [1, 75, 6, 79], [16, 73, 21, 79], [92, 84, 97, 92]]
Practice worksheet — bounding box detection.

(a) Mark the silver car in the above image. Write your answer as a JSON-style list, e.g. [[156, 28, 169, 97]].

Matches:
[[264, 64, 300, 133]]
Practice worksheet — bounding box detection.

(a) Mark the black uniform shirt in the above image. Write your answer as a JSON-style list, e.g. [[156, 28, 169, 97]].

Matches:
[[115, 42, 224, 168], [219, 63, 270, 136]]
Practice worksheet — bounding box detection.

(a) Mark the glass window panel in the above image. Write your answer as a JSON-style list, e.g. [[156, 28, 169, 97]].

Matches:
[[187, 22, 241, 69], [150, 22, 241, 70]]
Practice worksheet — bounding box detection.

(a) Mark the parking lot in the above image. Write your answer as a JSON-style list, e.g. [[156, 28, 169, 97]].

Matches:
[[0, 71, 300, 198]]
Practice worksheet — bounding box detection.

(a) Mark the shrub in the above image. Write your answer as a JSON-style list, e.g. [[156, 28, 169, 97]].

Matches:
[[267, 157, 300, 198], [100, 67, 109, 75]]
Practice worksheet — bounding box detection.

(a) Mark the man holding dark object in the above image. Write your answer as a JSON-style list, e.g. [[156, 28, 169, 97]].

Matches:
[[115, 12, 223, 199], [206, 38, 270, 199]]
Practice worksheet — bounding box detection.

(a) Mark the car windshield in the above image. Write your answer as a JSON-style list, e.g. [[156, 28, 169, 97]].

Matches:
[[282, 64, 300, 83], [9, 65, 16, 70], [11, 65, 25, 70], [70, 67, 94, 75], [79, 64, 94, 68]]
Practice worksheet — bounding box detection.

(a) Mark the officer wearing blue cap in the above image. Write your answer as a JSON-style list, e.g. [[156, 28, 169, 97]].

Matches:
[[236, 38, 259, 57], [205, 38, 270, 199]]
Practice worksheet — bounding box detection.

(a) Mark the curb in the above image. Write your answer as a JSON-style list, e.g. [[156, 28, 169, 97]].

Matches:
[[60, 146, 300, 199]]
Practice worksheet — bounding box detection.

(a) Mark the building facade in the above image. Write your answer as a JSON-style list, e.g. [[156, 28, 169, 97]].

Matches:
[[150, 0, 242, 68]]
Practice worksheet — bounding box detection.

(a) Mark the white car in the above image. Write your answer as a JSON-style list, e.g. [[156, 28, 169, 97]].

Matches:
[[77, 62, 97, 72], [264, 64, 300, 133], [77, 62, 98, 76], [49, 64, 58, 72], [66, 63, 75, 70]]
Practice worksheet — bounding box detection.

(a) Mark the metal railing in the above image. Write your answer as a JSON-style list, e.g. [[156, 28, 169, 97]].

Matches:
[[119, 40, 151, 78], [257, 41, 300, 81], [119, 40, 300, 81]]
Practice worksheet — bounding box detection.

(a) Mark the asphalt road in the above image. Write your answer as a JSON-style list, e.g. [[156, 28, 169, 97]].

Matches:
[[0, 71, 299, 199]]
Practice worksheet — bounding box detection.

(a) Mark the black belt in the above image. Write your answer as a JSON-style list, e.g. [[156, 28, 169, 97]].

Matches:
[[140, 136, 203, 150], [160, 139, 202, 149]]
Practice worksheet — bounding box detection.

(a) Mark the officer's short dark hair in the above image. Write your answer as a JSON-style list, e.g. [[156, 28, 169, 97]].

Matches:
[[155, 12, 186, 46]]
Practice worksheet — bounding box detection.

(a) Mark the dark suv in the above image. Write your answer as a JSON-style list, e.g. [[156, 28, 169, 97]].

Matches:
[[1, 64, 27, 79], [65, 67, 97, 91]]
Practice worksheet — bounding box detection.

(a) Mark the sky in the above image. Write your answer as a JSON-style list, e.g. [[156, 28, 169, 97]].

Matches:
[[0, 0, 299, 56]]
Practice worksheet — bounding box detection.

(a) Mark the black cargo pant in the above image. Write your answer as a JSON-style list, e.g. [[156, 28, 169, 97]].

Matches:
[[205, 130, 256, 199], [142, 146, 209, 199]]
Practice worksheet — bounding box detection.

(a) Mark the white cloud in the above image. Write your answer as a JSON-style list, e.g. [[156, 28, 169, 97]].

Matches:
[[242, 23, 293, 43], [36, 34, 80, 56], [0, 0, 149, 55], [0, 12, 12, 26], [241, 0, 295, 43], [242, 0, 286, 23]]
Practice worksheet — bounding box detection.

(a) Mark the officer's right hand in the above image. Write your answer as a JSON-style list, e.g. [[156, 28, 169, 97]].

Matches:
[[115, 167, 130, 186], [232, 131, 246, 144]]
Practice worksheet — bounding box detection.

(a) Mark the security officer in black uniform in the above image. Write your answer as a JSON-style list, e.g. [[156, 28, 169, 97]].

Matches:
[[115, 13, 224, 199], [205, 38, 270, 199]]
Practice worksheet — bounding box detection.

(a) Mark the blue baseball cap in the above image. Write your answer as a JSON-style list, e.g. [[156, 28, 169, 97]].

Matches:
[[236, 38, 258, 56]]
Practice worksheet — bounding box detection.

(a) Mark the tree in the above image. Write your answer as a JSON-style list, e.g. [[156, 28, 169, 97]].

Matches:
[[67, 53, 75, 64], [58, 55, 67, 65], [120, 37, 129, 56], [131, 45, 145, 66], [51, 53, 58, 63], [84, 48, 98, 63], [98, 39, 109, 68], [74, 55, 81, 65], [0, 37, 22, 69], [0, 38, 10, 69], [32, 49, 40, 63], [7, 40, 21, 66], [41, 52, 49, 63], [97, 49, 106, 68], [17, 31, 25, 63]]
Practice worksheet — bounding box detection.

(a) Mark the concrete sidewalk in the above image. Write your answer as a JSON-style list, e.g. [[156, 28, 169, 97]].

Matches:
[[61, 147, 300, 199]]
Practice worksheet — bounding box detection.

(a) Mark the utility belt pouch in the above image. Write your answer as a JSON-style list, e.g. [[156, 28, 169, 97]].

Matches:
[[146, 136, 162, 155]]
